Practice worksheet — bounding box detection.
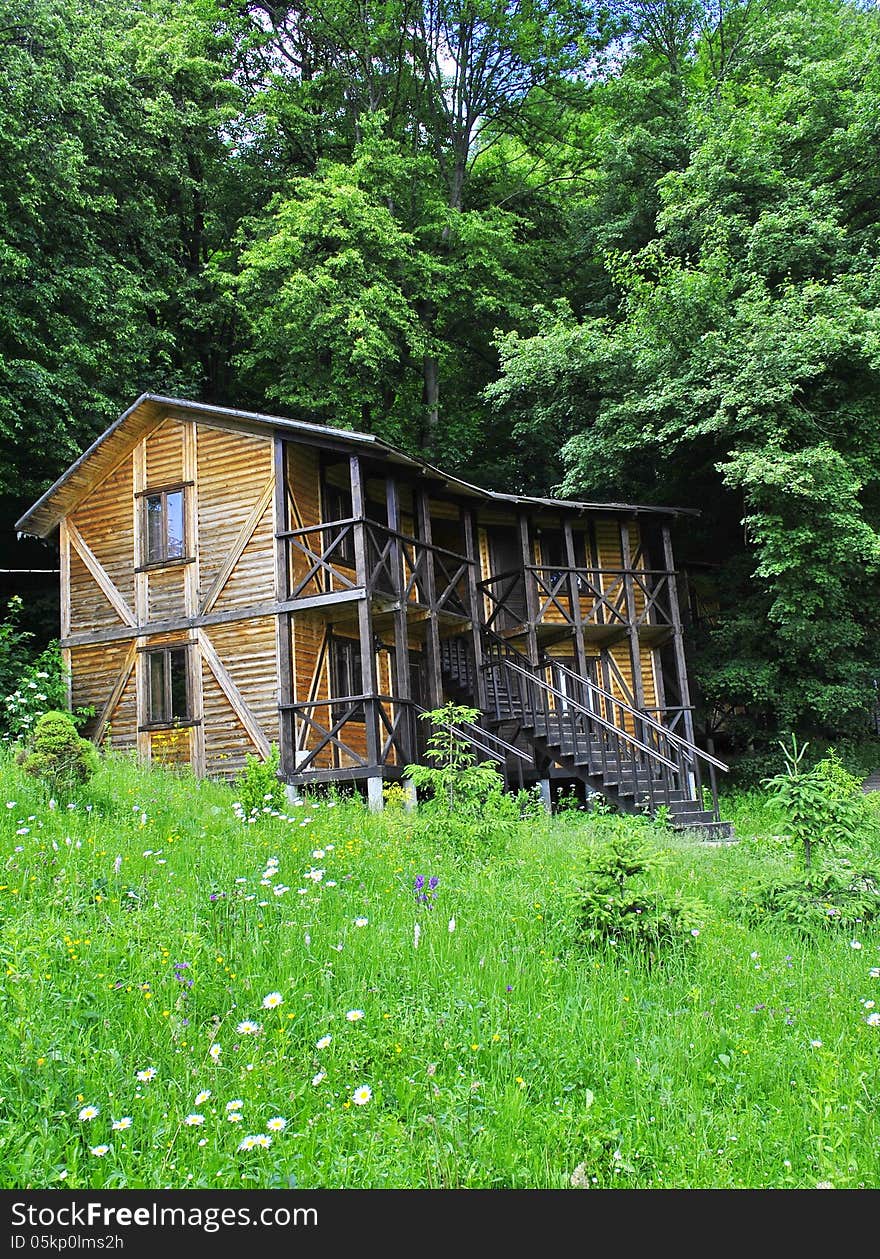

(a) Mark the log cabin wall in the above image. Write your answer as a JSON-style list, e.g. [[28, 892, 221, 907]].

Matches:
[[63, 415, 280, 777]]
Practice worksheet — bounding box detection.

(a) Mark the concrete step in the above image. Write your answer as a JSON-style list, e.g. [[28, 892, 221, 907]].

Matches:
[[670, 819, 736, 842]]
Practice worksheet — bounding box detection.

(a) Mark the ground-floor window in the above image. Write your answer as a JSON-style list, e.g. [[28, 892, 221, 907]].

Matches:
[[147, 644, 190, 725]]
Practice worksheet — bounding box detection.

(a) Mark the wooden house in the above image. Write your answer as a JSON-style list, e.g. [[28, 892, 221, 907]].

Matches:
[[16, 394, 732, 837]]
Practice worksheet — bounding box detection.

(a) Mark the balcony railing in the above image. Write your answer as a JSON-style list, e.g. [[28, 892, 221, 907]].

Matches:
[[277, 517, 472, 615], [479, 564, 675, 634], [278, 693, 526, 781]]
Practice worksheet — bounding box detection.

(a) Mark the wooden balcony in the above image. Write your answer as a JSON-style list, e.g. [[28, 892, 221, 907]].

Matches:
[[480, 564, 677, 646], [276, 517, 473, 633]]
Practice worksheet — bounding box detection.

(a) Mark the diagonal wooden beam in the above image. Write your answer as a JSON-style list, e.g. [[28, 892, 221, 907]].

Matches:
[[199, 476, 274, 615], [91, 641, 138, 746], [197, 628, 271, 758], [67, 520, 137, 627]]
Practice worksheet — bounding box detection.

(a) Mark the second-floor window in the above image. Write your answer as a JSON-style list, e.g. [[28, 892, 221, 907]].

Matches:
[[144, 488, 186, 564], [322, 483, 355, 568]]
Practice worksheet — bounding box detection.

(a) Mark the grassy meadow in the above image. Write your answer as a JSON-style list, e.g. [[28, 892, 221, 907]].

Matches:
[[0, 751, 879, 1190]]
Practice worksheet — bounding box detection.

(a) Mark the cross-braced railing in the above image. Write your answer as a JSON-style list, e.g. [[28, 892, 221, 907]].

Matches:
[[478, 564, 675, 635], [278, 517, 472, 616], [279, 692, 526, 781]]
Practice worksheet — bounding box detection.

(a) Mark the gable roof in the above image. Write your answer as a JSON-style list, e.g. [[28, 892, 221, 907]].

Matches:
[[16, 393, 696, 538]]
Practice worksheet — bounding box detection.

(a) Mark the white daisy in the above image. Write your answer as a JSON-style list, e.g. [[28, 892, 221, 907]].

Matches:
[[352, 1084, 372, 1106]]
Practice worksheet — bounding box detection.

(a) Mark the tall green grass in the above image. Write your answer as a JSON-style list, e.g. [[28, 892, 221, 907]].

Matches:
[[1, 751, 878, 1189]]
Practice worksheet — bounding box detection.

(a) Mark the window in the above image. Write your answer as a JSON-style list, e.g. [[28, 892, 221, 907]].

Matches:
[[147, 645, 190, 725], [144, 488, 186, 564], [322, 482, 355, 568], [538, 528, 591, 592], [329, 636, 364, 722]]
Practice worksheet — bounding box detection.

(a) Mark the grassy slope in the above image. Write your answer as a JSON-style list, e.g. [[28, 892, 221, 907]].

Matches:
[[0, 753, 878, 1189]]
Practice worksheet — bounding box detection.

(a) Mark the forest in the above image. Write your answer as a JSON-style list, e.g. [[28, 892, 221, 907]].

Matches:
[[2, 0, 880, 768]]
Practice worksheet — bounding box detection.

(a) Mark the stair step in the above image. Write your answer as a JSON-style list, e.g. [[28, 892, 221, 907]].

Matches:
[[671, 819, 737, 842]]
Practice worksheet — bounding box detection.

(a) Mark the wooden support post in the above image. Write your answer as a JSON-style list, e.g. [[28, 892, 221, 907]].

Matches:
[[132, 440, 150, 766], [563, 517, 591, 686], [183, 422, 205, 777], [461, 504, 487, 711], [274, 437, 295, 779], [351, 455, 381, 771], [662, 523, 696, 747], [620, 520, 647, 740], [386, 475, 414, 762], [416, 486, 442, 710], [59, 519, 72, 712], [518, 512, 540, 667]]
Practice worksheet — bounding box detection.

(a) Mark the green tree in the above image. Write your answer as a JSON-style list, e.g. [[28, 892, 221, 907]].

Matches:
[[489, 0, 880, 747]]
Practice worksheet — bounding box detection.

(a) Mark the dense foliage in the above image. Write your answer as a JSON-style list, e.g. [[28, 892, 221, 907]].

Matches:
[[3, 0, 880, 754]]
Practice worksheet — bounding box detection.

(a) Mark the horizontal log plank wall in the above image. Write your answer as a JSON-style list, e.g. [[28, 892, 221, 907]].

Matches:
[[35, 396, 698, 800], [66, 416, 279, 776]]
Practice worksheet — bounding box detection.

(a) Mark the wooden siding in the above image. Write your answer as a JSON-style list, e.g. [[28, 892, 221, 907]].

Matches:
[[68, 457, 135, 613], [146, 417, 184, 487], [200, 617, 278, 776], [68, 548, 125, 630], [70, 641, 134, 742], [197, 426, 274, 609], [148, 564, 187, 622]]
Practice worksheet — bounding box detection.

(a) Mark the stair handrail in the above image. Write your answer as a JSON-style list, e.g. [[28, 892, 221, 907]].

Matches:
[[488, 650, 679, 772], [547, 658, 729, 774]]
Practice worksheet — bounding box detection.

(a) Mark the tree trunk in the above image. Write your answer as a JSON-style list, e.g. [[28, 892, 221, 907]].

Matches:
[[422, 353, 439, 450]]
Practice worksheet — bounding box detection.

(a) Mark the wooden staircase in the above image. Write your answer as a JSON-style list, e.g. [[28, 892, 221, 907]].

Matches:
[[439, 634, 735, 841]]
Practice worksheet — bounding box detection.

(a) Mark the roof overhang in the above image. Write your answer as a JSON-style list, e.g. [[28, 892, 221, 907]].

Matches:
[[15, 393, 698, 538]]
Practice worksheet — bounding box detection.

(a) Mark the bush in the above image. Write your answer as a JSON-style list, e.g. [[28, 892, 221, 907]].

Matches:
[[567, 828, 705, 960], [731, 858, 880, 936], [232, 745, 286, 821], [2, 630, 77, 743], [16, 709, 99, 794]]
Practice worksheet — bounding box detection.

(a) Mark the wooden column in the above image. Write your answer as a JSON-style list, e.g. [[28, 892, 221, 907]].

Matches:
[[274, 436, 295, 779], [620, 519, 647, 741], [183, 422, 205, 776], [386, 475, 414, 761], [662, 523, 696, 746], [59, 519, 72, 712], [132, 440, 150, 766], [417, 486, 442, 709], [518, 512, 540, 667], [461, 504, 487, 711], [350, 455, 381, 772], [563, 517, 591, 685]]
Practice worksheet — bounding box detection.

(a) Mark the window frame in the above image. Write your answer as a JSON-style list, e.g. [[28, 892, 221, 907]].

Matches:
[[139, 483, 191, 569], [141, 642, 194, 730], [321, 481, 356, 569], [329, 635, 365, 723]]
